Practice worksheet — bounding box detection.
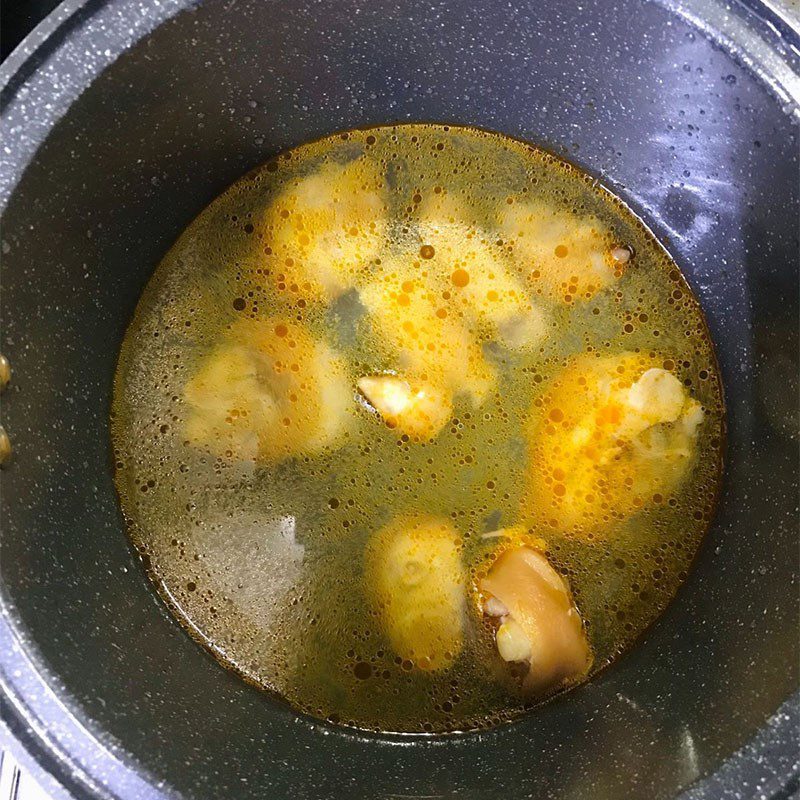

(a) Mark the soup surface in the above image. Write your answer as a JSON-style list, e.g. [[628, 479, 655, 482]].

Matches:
[[112, 124, 724, 732]]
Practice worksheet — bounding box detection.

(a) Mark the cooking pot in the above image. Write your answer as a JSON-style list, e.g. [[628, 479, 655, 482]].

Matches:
[[1, 0, 798, 797]]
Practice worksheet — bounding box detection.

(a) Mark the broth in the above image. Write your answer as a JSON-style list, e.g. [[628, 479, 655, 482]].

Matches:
[[112, 124, 724, 732]]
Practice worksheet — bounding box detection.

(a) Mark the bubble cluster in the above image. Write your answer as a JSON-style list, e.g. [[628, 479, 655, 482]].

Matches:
[[111, 124, 724, 734]]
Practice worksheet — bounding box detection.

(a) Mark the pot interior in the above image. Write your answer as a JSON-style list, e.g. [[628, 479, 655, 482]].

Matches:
[[1, 0, 798, 797]]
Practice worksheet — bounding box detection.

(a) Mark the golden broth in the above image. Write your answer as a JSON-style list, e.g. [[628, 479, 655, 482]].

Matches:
[[112, 124, 724, 732]]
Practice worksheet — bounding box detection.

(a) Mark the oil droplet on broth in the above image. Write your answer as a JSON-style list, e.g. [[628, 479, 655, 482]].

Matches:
[[111, 124, 724, 733]]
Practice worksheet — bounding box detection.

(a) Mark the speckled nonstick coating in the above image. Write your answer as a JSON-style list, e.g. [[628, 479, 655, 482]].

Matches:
[[0, 1, 798, 798]]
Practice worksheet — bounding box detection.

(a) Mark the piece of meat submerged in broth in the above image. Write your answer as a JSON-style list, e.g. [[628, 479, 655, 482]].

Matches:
[[365, 516, 465, 672], [479, 544, 592, 695], [182, 317, 352, 462], [524, 352, 705, 534], [499, 199, 629, 303], [359, 265, 496, 409], [412, 192, 549, 350], [357, 374, 453, 440], [260, 157, 387, 304]]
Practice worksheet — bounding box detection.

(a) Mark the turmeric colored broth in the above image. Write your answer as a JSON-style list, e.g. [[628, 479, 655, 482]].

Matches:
[[112, 125, 723, 732]]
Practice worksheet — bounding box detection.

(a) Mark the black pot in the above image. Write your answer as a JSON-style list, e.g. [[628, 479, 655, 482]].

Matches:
[[1, 1, 798, 797]]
